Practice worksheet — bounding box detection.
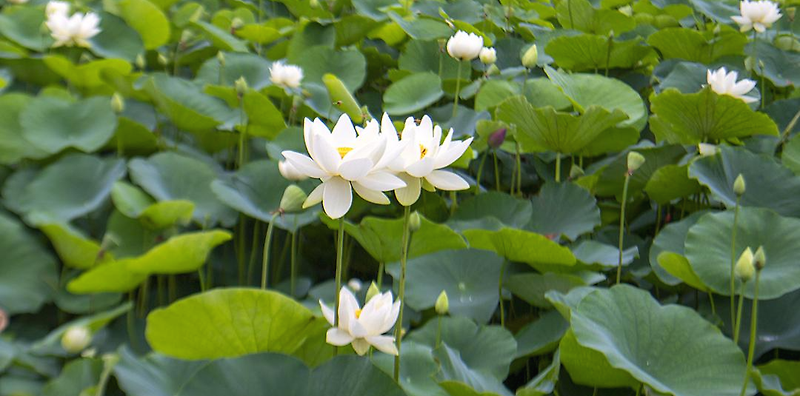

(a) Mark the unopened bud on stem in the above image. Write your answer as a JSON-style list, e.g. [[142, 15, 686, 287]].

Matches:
[[435, 290, 449, 315], [735, 247, 755, 282], [627, 151, 645, 174], [734, 174, 746, 196]]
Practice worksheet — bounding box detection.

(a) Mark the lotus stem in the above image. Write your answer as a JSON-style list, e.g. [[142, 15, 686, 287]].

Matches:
[[616, 173, 631, 284], [290, 230, 298, 297], [261, 212, 279, 290], [515, 142, 522, 196], [334, 217, 346, 325], [436, 315, 442, 348], [394, 206, 412, 381], [493, 149, 501, 191], [377, 262, 384, 287], [450, 191, 458, 215], [499, 260, 507, 327], [730, 196, 741, 329], [555, 152, 561, 183], [734, 282, 747, 343], [453, 61, 463, 118], [739, 269, 761, 396], [476, 150, 488, 195]]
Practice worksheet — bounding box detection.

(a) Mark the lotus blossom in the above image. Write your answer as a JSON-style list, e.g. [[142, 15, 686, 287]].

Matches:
[[706, 67, 757, 104], [390, 116, 473, 206], [479, 47, 496, 64], [45, 1, 70, 16], [731, 0, 781, 33], [446, 30, 483, 61], [320, 287, 400, 356], [269, 61, 303, 89], [280, 114, 406, 219], [46, 11, 101, 48]]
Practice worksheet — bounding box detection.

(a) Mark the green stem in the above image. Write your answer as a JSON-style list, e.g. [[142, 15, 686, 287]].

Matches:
[[197, 269, 206, 292], [515, 142, 522, 196], [377, 262, 385, 287], [730, 197, 741, 329], [237, 217, 246, 285], [94, 358, 116, 396], [453, 61, 463, 118], [493, 149, 500, 191], [616, 174, 631, 284], [435, 315, 443, 348], [708, 291, 716, 317], [261, 212, 279, 290], [739, 270, 761, 396], [734, 282, 747, 343], [290, 230, 298, 297], [555, 152, 561, 183], [499, 260, 507, 327], [449, 191, 458, 216], [127, 291, 138, 351], [394, 206, 412, 381], [247, 221, 262, 286], [334, 217, 346, 326], [475, 151, 488, 195]]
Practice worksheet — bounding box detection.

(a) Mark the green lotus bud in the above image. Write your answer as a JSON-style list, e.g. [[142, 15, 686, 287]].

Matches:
[[157, 53, 169, 67], [521, 44, 538, 68], [409, 211, 421, 232], [435, 290, 449, 315], [753, 246, 766, 271], [735, 247, 755, 282], [634, 13, 655, 25], [234, 76, 248, 96], [323, 73, 362, 123], [230, 17, 244, 30], [733, 174, 746, 196], [309, 0, 319, 8], [111, 93, 125, 114], [135, 54, 146, 69], [61, 326, 92, 353], [618, 5, 632, 17], [280, 185, 307, 213], [365, 282, 380, 303], [569, 164, 584, 179], [217, 51, 225, 67], [627, 151, 645, 173]]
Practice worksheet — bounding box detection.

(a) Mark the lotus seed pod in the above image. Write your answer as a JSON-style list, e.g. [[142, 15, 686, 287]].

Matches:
[[365, 282, 380, 303], [435, 290, 449, 315], [627, 151, 646, 173], [111, 93, 125, 114], [409, 211, 422, 232], [61, 326, 92, 353], [521, 44, 538, 68], [754, 246, 766, 271], [279, 185, 307, 213], [735, 247, 755, 282], [734, 174, 746, 196], [234, 76, 248, 96]]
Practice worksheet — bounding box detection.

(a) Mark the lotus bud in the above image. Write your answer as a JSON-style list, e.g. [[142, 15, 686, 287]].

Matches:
[[775, 35, 800, 51], [479, 47, 496, 64], [627, 151, 645, 173], [365, 282, 380, 303], [135, 54, 146, 69], [347, 278, 362, 292], [279, 185, 307, 213], [754, 246, 766, 271], [488, 128, 506, 149], [111, 93, 125, 114], [157, 53, 168, 67], [735, 247, 755, 282], [217, 51, 225, 67], [234, 76, 248, 96], [521, 44, 538, 68], [569, 164, 584, 179], [230, 17, 244, 30], [409, 211, 422, 232], [435, 290, 449, 315], [61, 326, 92, 353], [734, 174, 746, 196]]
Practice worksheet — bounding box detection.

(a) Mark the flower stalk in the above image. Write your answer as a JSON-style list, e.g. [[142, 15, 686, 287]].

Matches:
[[261, 212, 279, 289], [730, 174, 745, 327], [394, 206, 412, 381]]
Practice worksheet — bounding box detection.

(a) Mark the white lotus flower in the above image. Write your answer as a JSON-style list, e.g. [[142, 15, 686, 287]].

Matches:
[[390, 116, 473, 206], [269, 61, 303, 89], [706, 67, 758, 104], [479, 47, 496, 64], [278, 160, 307, 181], [45, 0, 70, 16], [347, 278, 362, 292], [731, 0, 781, 33], [320, 287, 400, 356], [446, 30, 483, 61], [46, 12, 101, 48], [280, 114, 406, 219]]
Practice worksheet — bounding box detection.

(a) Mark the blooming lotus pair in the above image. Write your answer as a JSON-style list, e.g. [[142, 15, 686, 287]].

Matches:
[[280, 113, 473, 219], [45, 1, 101, 48]]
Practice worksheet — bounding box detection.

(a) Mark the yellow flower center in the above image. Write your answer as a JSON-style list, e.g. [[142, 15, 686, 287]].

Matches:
[[337, 147, 353, 159], [419, 144, 428, 159], [355, 309, 362, 319]]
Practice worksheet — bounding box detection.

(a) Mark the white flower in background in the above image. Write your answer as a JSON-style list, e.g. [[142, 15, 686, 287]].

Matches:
[[446, 30, 483, 61], [280, 114, 406, 219], [46, 12, 101, 48], [61, 326, 92, 353], [706, 67, 757, 104], [278, 160, 307, 181], [45, 0, 70, 15], [731, 0, 782, 33], [389, 116, 473, 206], [320, 287, 400, 356], [347, 278, 363, 292], [269, 61, 303, 89], [479, 47, 496, 64]]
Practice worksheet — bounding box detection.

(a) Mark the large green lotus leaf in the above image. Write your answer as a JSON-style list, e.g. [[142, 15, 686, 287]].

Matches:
[[523, 78, 572, 110], [782, 133, 800, 176], [118, 0, 170, 49], [89, 12, 145, 62], [398, 39, 461, 80], [41, 358, 102, 396], [449, 192, 532, 231], [0, 7, 51, 51], [571, 285, 750, 396], [657, 252, 709, 291], [307, 356, 408, 396], [650, 88, 779, 144], [210, 160, 319, 233], [686, 207, 800, 299], [690, 0, 739, 22], [235, 23, 283, 45], [146, 288, 328, 360], [515, 350, 560, 396], [129, 152, 237, 227], [114, 347, 208, 396], [506, 273, 591, 309], [515, 310, 568, 358], [20, 95, 117, 154], [689, 146, 800, 217], [324, 214, 466, 263], [144, 74, 236, 132], [2, 154, 126, 223], [474, 80, 519, 112], [555, 0, 634, 35], [352, 0, 397, 20], [39, 223, 111, 269], [757, 359, 800, 396], [434, 345, 512, 396], [0, 93, 48, 165], [646, 27, 747, 63], [384, 72, 444, 115], [546, 35, 656, 72], [387, 11, 452, 40], [656, 61, 708, 94], [559, 329, 638, 389], [67, 259, 147, 293], [527, 182, 600, 240], [31, 302, 132, 356], [241, 90, 286, 139], [387, 249, 501, 323], [648, 211, 707, 286], [463, 228, 576, 267], [644, 164, 702, 204], [748, 41, 800, 88], [294, 46, 366, 91], [545, 66, 646, 131], [571, 240, 638, 269], [408, 316, 516, 380], [191, 20, 248, 52], [372, 342, 446, 396], [126, 230, 231, 274], [176, 353, 307, 395], [594, 144, 687, 200], [0, 212, 57, 314], [195, 52, 272, 89], [43, 56, 132, 89], [111, 181, 194, 229], [496, 96, 628, 154]]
